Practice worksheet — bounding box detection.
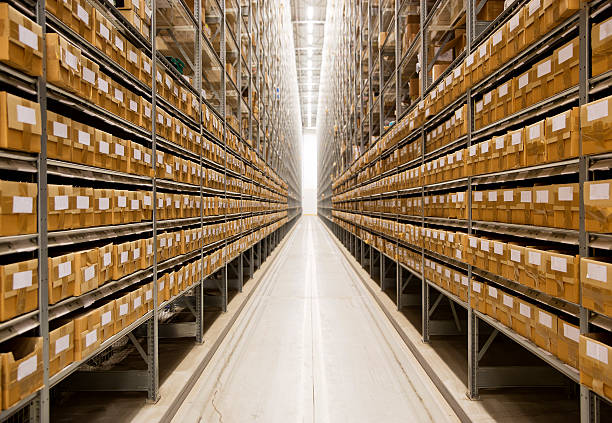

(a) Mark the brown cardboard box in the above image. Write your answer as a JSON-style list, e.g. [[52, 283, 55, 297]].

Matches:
[[579, 333, 612, 402], [505, 128, 525, 170], [0, 180, 36, 236], [493, 81, 513, 122], [545, 108, 579, 163], [109, 81, 126, 118], [111, 136, 129, 173], [47, 111, 71, 161], [0, 91, 41, 153], [512, 297, 535, 340], [534, 308, 557, 355], [592, 17, 612, 78], [72, 120, 96, 166], [553, 37, 579, 93], [141, 98, 152, 131], [113, 241, 133, 279], [74, 308, 101, 360], [113, 189, 129, 224], [530, 56, 555, 104], [511, 188, 532, 225], [98, 300, 115, 342], [513, 70, 531, 112], [120, 8, 141, 34], [111, 27, 126, 68], [48, 184, 73, 231], [0, 259, 38, 321], [114, 292, 131, 333], [505, 8, 525, 61], [532, 186, 553, 227], [552, 183, 579, 230], [581, 257, 612, 318], [585, 180, 612, 232], [125, 40, 140, 79], [80, 56, 99, 101], [524, 0, 542, 46], [496, 291, 514, 327], [503, 244, 524, 282], [95, 72, 113, 110], [48, 253, 76, 304], [49, 320, 74, 376], [74, 248, 99, 296], [157, 273, 168, 304], [93, 188, 113, 226], [485, 284, 501, 319], [581, 95, 612, 155], [71, 0, 94, 42], [46, 0, 72, 23], [557, 319, 579, 368], [489, 25, 506, 71], [477, 0, 503, 21], [545, 251, 579, 303], [93, 129, 113, 169], [125, 91, 140, 125], [141, 237, 153, 269], [525, 247, 547, 291], [470, 280, 487, 313], [0, 4, 43, 76], [130, 287, 144, 323], [0, 337, 43, 408], [142, 282, 153, 312], [94, 8, 113, 56], [140, 51, 152, 87], [98, 243, 113, 284]]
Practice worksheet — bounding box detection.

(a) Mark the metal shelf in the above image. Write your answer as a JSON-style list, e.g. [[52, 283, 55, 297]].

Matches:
[[47, 159, 153, 187], [48, 222, 153, 248]]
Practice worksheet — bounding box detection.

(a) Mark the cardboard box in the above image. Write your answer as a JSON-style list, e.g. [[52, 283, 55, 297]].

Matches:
[[512, 297, 535, 340], [141, 237, 153, 269], [114, 292, 131, 333], [74, 308, 101, 360], [98, 300, 115, 342], [584, 180, 612, 232], [493, 81, 513, 122], [143, 282, 153, 312], [71, 0, 94, 42], [581, 95, 612, 155], [581, 257, 612, 318], [532, 186, 552, 227], [553, 37, 579, 93], [524, 0, 542, 46], [0, 337, 43, 408], [111, 136, 129, 173], [140, 51, 152, 87], [113, 241, 134, 279], [93, 188, 114, 226], [0, 91, 41, 153], [552, 183, 579, 230], [49, 320, 74, 376], [0, 4, 43, 76], [505, 8, 525, 62], [141, 190, 152, 220], [157, 273, 168, 304], [94, 8, 113, 56], [579, 333, 612, 402], [95, 72, 113, 110], [534, 308, 557, 354], [109, 82, 126, 118], [74, 187, 95, 228], [530, 57, 554, 104], [47, 111, 72, 161], [503, 244, 524, 282], [111, 27, 126, 68], [48, 184, 73, 231], [511, 188, 532, 225], [79, 56, 99, 101], [125, 91, 140, 125], [72, 120, 96, 166], [48, 253, 76, 304], [545, 251, 579, 303], [545, 108, 579, 163], [592, 17, 612, 78], [0, 259, 38, 321], [504, 128, 525, 170], [130, 287, 144, 323], [496, 291, 514, 327], [46, 0, 72, 23], [98, 243, 113, 284], [485, 284, 501, 319], [513, 70, 531, 112], [74, 248, 99, 296], [93, 129, 113, 169], [557, 318, 579, 368]]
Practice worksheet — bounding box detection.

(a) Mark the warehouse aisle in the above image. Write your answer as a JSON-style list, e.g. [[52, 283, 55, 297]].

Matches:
[[172, 216, 459, 423]]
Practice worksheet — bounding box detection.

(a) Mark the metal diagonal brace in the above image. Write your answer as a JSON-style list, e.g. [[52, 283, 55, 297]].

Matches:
[[477, 329, 499, 362], [428, 292, 444, 318], [128, 333, 148, 363]]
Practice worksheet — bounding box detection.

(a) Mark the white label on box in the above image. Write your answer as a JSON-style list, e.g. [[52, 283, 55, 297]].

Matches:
[[147, 244, 152, 255], [493, 242, 503, 255], [456, 249, 462, 259], [118, 196, 127, 208], [454, 67, 461, 78], [537, 60, 551, 77], [19, 25, 38, 51], [12, 270, 32, 290], [509, 13, 520, 32], [587, 340, 609, 364], [587, 262, 607, 283], [143, 60, 151, 74], [475, 101, 483, 113], [502, 294, 513, 308], [498, 83, 508, 98], [133, 148, 141, 160], [528, 0, 540, 15], [84, 264, 95, 282], [466, 53, 474, 67], [83, 67, 95, 84], [600, 18, 612, 41], [99, 140, 110, 155], [114, 143, 125, 157], [160, 238, 166, 247], [538, 311, 552, 328], [481, 240, 490, 252], [511, 132, 522, 145], [469, 237, 478, 248], [143, 195, 151, 206], [130, 199, 139, 210], [128, 50, 138, 64], [54, 195, 69, 211], [519, 303, 531, 318], [98, 78, 108, 92], [484, 92, 492, 105], [458, 192, 465, 202], [558, 43, 574, 64], [103, 252, 111, 267], [551, 114, 567, 132], [144, 105, 151, 118], [493, 30, 503, 46], [469, 145, 477, 156], [558, 186, 573, 201], [77, 5, 89, 24], [119, 303, 128, 316], [563, 323, 580, 343], [17, 355, 37, 381], [146, 289, 152, 301], [134, 296, 142, 309], [536, 190, 548, 204], [114, 36, 124, 51], [16, 105, 36, 125], [551, 256, 567, 273], [495, 137, 505, 151], [518, 73, 529, 89], [85, 329, 97, 347], [588, 101, 608, 122], [488, 286, 498, 298], [480, 142, 489, 154], [101, 310, 112, 326], [98, 197, 109, 210], [53, 121, 68, 138], [520, 191, 532, 203], [114, 88, 123, 102], [474, 192, 483, 202], [55, 334, 70, 354], [144, 153, 151, 164], [479, 43, 487, 58], [120, 251, 128, 264], [129, 100, 138, 112], [529, 124, 540, 140], [510, 249, 521, 262], [473, 282, 481, 293], [528, 251, 541, 266], [133, 247, 140, 259], [78, 130, 91, 146], [58, 261, 72, 278], [100, 23, 110, 40], [461, 276, 468, 286], [589, 183, 610, 201]]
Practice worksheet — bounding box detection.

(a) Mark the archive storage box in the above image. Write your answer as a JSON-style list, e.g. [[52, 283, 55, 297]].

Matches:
[[512, 297, 535, 340], [553, 38, 579, 93], [93, 129, 113, 169], [0, 337, 43, 409], [530, 57, 554, 104], [46, 0, 72, 23], [74, 308, 101, 360], [71, 0, 94, 43], [497, 292, 514, 327], [98, 300, 115, 342], [47, 111, 72, 161], [545, 252, 579, 303], [48, 184, 73, 231], [485, 285, 500, 319], [49, 320, 74, 376], [49, 253, 76, 304], [73, 186, 94, 228], [110, 81, 126, 118], [553, 183, 579, 230], [143, 282, 153, 312], [545, 108, 579, 162], [94, 8, 113, 56], [0, 259, 38, 321], [584, 180, 612, 232], [581, 95, 612, 155], [525, 120, 546, 166], [72, 121, 96, 166], [592, 17, 612, 78], [579, 333, 612, 402], [558, 319, 580, 368], [93, 189, 114, 226], [46, 33, 80, 93], [534, 308, 557, 355], [581, 257, 612, 318], [0, 180, 37, 236], [114, 292, 131, 333], [80, 56, 99, 101], [0, 4, 43, 76], [0, 91, 41, 153], [470, 280, 487, 313], [74, 248, 99, 296], [130, 287, 144, 324]]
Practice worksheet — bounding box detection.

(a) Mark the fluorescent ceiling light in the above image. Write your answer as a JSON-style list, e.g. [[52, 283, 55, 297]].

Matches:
[[307, 6, 313, 19]]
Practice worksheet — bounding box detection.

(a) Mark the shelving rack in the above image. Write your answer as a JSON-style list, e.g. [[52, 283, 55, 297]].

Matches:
[[319, 1, 612, 422], [0, 0, 301, 421]]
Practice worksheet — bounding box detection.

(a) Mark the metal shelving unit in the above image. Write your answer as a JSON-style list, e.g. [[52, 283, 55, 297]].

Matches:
[[320, 1, 612, 422]]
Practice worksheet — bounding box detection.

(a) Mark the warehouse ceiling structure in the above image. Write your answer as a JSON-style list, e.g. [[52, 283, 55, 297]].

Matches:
[[291, 0, 327, 130]]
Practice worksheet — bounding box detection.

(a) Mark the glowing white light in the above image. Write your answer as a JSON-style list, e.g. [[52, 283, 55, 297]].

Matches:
[[307, 22, 314, 33], [307, 34, 313, 44], [307, 6, 313, 19], [307, 59, 312, 68], [307, 48, 313, 58]]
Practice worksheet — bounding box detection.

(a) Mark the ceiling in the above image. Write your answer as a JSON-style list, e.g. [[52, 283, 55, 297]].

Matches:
[[291, 0, 327, 131]]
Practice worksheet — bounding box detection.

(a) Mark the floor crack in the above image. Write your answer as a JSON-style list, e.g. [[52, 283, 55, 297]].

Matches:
[[211, 388, 224, 423]]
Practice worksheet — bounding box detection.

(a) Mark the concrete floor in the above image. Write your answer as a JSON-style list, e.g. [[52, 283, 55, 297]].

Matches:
[[172, 216, 459, 423]]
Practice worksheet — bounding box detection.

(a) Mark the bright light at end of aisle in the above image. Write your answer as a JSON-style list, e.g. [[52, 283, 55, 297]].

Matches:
[[307, 6, 314, 20], [302, 133, 317, 214], [308, 48, 313, 58]]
